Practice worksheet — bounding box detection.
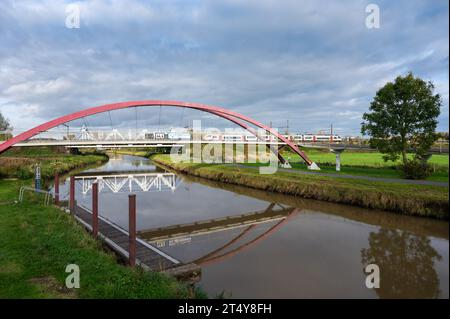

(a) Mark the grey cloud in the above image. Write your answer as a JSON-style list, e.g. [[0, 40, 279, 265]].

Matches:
[[0, 0, 448, 136]]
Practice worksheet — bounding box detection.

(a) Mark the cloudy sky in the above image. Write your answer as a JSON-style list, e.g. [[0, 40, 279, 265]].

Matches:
[[0, 0, 448, 136]]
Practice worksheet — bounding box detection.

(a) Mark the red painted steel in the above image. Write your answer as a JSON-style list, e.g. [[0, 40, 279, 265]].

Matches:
[[54, 174, 59, 205], [207, 110, 288, 164], [198, 208, 298, 266], [128, 194, 136, 267], [92, 182, 98, 238], [69, 176, 75, 213], [0, 100, 314, 166]]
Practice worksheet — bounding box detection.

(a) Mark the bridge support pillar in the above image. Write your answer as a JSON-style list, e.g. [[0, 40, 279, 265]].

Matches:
[[307, 162, 321, 170], [128, 194, 136, 267], [330, 148, 345, 172], [280, 162, 292, 169]]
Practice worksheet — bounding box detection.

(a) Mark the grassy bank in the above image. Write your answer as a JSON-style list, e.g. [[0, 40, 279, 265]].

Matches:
[[152, 154, 448, 219], [279, 149, 449, 182], [0, 180, 202, 298], [0, 147, 205, 298], [292, 148, 449, 169], [0, 147, 108, 179]]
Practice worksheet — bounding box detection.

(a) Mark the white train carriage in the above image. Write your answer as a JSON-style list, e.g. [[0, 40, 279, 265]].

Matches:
[[203, 134, 222, 141], [223, 134, 244, 141]]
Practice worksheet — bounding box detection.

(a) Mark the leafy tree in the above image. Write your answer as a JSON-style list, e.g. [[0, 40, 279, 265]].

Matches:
[[361, 73, 441, 177], [0, 111, 11, 131]]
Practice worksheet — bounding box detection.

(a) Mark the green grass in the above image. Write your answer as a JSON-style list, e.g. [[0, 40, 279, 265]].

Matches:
[[0, 147, 108, 180], [289, 149, 449, 170], [0, 179, 205, 298], [0, 147, 206, 298], [152, 154, 449, 219], [244, 161, 449, 182], [264, 149, 449, 182]]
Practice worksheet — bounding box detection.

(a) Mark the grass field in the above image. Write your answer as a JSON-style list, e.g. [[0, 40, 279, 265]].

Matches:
[[269, 149, 449, 182], [289, 149, 449, 169], [152, 154, 448, 219], [0, 180, 203, 298]]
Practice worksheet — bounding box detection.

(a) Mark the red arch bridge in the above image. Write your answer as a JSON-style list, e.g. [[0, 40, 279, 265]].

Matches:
[[0, 100, 320, 170]]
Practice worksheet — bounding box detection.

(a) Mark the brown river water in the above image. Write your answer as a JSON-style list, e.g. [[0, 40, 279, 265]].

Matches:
[[55, 155, 449, 298]]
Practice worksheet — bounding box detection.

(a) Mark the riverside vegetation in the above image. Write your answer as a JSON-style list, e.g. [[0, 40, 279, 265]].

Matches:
[[0, 147, 205, 298], [151, 153, 448, 219]]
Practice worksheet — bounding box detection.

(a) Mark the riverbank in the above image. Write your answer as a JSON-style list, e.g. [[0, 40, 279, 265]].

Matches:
[[0, 147, 109, 180], [152, 154, 449, 219], [0, 180, 203, 298], [0, 149, 205, 298]]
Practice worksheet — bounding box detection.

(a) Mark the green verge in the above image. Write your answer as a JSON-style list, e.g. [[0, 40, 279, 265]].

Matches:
[[0, 148, 205, 298], [152, 154, 449, 220], [291, 148, 449, 169], [0, 147, 109, 180], [280, 149, 449, 182], [0, 181, 203, 298]]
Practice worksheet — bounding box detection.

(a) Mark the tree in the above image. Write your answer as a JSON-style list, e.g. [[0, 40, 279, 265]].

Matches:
[[361, 73, 441, 177], [0, 111, 11, 131]]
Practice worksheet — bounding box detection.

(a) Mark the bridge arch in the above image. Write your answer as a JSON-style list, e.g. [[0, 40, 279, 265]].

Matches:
[[0, 100, 318, 168]]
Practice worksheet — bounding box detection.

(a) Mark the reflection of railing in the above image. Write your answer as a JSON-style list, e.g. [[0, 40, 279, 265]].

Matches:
[[140, 203, 299, 265], [194, 207, 298, 266], [140, 203, 291, 241], [74, 172, 178, 194]]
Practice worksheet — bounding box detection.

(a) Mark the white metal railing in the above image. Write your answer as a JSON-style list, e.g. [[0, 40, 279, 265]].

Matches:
[[19, 186, 52, 206]]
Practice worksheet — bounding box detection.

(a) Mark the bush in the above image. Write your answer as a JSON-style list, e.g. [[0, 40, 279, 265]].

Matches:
[[400, 159, 433, 180], [16, 167, 33, 180]]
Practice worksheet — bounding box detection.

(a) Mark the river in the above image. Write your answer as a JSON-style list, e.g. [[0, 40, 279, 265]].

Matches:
[[56, 154, 449, 298]]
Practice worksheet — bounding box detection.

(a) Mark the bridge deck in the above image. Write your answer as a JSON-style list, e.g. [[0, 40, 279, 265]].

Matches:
[[73, 205, 182, 272]]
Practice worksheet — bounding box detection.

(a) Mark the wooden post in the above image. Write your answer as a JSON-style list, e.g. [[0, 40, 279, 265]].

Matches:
[[54, 174, 59, 205], [92, 182, 98, 238], [128, 194, 136, 267], [69, 176, 75, 214]]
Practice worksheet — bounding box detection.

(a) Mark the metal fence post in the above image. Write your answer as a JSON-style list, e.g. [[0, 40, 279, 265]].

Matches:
[[69, 176, 75, 214], [128, 194, 136, 267], [54, 174, 59, 205], [92, 182, 98, 238], [35, 166, 41, 192]]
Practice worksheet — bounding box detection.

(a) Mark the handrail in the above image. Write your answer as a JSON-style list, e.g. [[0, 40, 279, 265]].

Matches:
[[18, 186, 52, 206]]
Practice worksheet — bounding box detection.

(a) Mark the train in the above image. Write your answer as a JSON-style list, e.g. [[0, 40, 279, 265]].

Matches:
[[145, 131, 342, 143], [203, 133, 342, 142]]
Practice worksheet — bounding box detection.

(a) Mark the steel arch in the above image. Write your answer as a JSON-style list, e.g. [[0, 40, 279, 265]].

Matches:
[[0, 100, 317, 167]]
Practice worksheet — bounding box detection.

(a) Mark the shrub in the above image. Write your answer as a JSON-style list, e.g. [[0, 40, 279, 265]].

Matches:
[[399, 159, 433, 180], [16, 167, 33, 179]]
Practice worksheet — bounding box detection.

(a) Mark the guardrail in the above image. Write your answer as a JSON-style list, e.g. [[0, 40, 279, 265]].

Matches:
[[18, 186, 53, 206]]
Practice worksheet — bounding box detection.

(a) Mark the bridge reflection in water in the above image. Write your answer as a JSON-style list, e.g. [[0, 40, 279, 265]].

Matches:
[[74, 171, 179, 195], [138, 203, 298, 266]]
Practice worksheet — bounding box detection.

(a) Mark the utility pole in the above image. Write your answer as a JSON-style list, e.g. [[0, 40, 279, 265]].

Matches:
[[330, 123, 333, 144]]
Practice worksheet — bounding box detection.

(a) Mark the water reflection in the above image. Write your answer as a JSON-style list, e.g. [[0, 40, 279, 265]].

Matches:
[[75, 172, 179, 194], [139, 203, 298, 266], [361, 229, 442, 298], [56, 154, 448, 298]]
